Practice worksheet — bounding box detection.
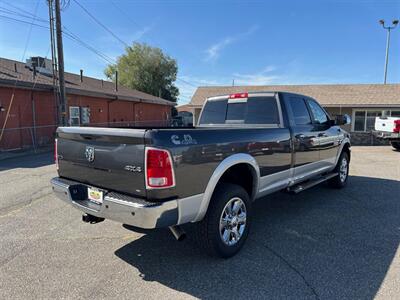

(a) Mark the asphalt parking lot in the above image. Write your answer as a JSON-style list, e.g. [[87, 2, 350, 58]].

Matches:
[[0, 146, 399, 299]]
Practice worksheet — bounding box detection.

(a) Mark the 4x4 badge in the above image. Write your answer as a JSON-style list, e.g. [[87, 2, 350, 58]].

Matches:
[[85, 146, 95, 162]]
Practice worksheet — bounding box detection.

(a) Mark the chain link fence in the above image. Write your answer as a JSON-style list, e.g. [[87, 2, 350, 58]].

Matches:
[[0, 119, 178, 152], [0, 124, 57, 152]]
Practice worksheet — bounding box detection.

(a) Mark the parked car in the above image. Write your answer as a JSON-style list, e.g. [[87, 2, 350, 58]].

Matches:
[[374, 116, 400, 150], [172, 111, 194, 127], [51, 92, 351, 258]]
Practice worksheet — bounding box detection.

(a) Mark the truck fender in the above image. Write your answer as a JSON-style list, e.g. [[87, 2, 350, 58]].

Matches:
[[335, 137, 351, 166], [193, 153, 260, 222]]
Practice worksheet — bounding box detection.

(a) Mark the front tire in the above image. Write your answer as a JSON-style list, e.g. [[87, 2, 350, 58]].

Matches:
[[328, 152, 349, 188], [391, 141, 400, 150], [194, 183, 251, 258]]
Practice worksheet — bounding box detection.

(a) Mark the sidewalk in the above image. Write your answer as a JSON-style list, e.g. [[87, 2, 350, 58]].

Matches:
[[0, 146, 53, 161]]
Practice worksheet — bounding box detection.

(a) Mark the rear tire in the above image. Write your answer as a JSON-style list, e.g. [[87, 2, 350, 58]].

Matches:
[[328, 152, 349, 189], [194, 183, 251, 258], [391, 141, 400, 150]]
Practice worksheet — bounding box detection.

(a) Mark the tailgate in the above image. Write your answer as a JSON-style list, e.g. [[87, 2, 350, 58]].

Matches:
[[56, 127, 147, 197], [375, 117, 395, 132]]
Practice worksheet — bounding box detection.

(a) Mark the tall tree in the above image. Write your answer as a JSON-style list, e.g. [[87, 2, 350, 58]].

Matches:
[[105, 43, 179, 102]]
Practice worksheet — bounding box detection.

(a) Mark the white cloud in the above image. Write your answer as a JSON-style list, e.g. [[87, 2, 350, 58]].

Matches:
[[176, 75, 228, 105], [129, 25, 152, 42], [179, 75, 226, 86], [204, 25, 259, 62], [98, 25, 152, 46], [233, 65, 280, 85], [176, 66, 280, 104], [205, 37, 234, 61], [261, 65, 277, 73], [232, 74, 281, 85]]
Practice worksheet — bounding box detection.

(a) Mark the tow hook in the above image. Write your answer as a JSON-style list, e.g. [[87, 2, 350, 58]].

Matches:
[[169, 225, 186, 241], [82, 214, 105, 224]]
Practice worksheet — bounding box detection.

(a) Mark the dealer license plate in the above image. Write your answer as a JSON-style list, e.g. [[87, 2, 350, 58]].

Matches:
[[88, 187, 103, 204]]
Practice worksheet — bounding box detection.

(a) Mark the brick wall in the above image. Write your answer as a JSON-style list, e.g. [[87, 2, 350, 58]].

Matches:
[[0, 87, 172, 151]]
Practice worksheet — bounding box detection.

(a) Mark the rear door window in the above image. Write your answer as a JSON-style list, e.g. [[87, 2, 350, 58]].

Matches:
[[245, 97, 279, 124], [288, 97, 312, 125]]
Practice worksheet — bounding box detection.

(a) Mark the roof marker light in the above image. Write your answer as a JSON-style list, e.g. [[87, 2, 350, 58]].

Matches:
[[229, 92, 248, 99]]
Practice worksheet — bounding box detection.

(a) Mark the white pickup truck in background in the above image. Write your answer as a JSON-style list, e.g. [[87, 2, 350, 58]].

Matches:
[[375, 116, 400, 150]]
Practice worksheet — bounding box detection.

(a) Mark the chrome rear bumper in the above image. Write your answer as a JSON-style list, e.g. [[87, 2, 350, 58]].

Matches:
[[374, 131, 400, 139], [51, 177, 178, 229]]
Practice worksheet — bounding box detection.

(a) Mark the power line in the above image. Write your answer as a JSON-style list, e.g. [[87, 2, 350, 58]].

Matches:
[[0, 14, 49, 29], [0, 14, 117, 66], [109, 0, 155, 45], [1, 0, 199, 97], [72, 0, 129, 48], [106, 0, 198, 91], [63, 28, 117, 64], [0, 0, 41, 143], [0, 1, 42, 19], [109, 0, 143, 32], [2, 0, 121, 65], [0, 7, 48, 23], [176, 77, 198, 88]]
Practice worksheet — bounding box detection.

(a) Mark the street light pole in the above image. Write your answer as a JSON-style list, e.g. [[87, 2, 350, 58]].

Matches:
[[383, 27, 391, 85], [379, 19, 399, 84]]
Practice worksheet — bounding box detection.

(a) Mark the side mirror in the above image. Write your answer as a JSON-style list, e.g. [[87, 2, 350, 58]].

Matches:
[[335, 114, 351, 126]]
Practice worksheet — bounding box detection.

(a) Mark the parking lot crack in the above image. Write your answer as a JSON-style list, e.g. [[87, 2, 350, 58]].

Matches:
[[0, 190, 52, 217], [262, 244, 320, 300]]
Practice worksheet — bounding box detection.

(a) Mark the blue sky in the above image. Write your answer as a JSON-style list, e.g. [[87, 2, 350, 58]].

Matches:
[[0, 0, 399, 104]]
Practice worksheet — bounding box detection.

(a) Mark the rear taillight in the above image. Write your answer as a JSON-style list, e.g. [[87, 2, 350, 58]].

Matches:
[[145, 148, 175, 189], [394, 120, 400, 133], [54, 138, 59, 170]]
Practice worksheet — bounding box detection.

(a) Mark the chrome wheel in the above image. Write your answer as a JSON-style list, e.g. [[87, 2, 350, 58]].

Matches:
[[219, 197, 247, 246], [339, 157, 348, 182]]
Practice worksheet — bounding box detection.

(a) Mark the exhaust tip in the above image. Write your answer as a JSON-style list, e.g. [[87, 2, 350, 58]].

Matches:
[[82, 214, 104, 224], [169, 225, 186, 241]]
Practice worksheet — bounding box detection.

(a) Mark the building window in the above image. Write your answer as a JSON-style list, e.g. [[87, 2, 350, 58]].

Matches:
[[69, 106, 80, 126], [352, 109, 400, 132], [69, 106, 90, 126], [81, 107, 90, 125], [366, 111, 382, 131], [354, 111, 366, 131], [390, 110, 400, 117]]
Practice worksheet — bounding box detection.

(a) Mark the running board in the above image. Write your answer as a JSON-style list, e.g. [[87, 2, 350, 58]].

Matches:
[[287, 173, 338, 194]]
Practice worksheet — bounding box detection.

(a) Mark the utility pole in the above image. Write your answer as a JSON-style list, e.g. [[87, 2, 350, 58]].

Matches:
[[55, 0, 67, 126], [48, 0, 60, 127], [379, 19, 399, 84]]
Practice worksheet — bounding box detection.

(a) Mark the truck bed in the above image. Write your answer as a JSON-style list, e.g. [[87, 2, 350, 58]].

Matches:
[[56, 125, 292, 201]]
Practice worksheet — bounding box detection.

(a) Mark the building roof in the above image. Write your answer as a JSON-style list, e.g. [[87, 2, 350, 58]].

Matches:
[[190, 84, 400, 108], [0, 57, 175, 106], [176, 104, 193, 112]]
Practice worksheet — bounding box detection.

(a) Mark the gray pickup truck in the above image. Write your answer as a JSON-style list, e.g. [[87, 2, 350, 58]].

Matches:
[[51, 92, 351, 258]]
